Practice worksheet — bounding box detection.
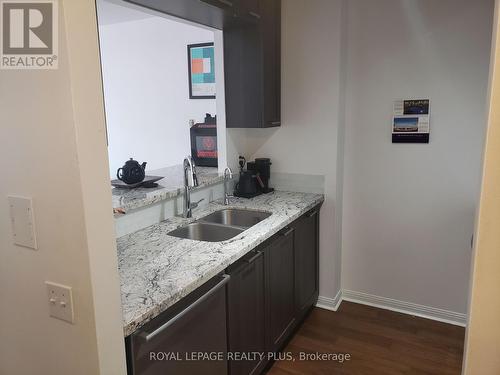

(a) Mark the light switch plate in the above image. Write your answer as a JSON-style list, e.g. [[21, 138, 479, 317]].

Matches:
[[8, 195, 37, 249], [45, 281, 74, 324]]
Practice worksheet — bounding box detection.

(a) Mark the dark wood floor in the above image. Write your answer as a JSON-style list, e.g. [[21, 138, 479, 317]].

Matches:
[[268, 302, 465, 375]]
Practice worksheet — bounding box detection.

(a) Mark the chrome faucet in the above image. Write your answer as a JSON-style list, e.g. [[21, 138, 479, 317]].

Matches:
[[183, 156, 203, 218], [223, 167, 233, 205]]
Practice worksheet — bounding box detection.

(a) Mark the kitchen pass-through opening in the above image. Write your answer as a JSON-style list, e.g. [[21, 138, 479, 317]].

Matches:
[[95, 0, 228, 186]]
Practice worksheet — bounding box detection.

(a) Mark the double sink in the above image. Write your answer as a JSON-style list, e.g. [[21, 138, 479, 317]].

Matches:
[[168, 209, 272, 242]]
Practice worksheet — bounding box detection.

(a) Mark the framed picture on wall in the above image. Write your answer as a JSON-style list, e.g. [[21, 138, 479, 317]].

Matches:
[[187, 42, 216, 99]]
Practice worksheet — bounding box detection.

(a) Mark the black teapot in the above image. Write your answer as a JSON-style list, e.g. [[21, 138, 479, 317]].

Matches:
[[117, 158, 147, 185]]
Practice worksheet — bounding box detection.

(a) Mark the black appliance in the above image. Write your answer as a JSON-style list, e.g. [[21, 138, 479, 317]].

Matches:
[[190, 114, 217, 167], [249, 158, 274, 194], [127, 274, 229, 375], [235, 170, 260, 198], [234, 156, 273, 198]]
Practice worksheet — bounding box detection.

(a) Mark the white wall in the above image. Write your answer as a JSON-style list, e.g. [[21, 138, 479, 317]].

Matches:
[[97, 1, 216, 176], [227, 0, 346, 301], [342, 0, 493, 315], [0, 0, 126, 374]]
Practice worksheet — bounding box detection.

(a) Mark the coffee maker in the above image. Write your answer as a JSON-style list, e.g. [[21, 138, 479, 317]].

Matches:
[[247, 158, 274, 194], [242, 158, 274, 194], [234, 156, 274, 198]]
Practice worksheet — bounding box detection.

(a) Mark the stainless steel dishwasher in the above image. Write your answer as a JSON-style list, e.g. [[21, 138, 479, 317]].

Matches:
[[126, 274, 230, 375]]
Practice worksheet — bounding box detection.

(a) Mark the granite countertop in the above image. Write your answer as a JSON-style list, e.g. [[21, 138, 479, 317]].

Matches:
[[112, 165, 222, 212], [117, 191, 324, 337]]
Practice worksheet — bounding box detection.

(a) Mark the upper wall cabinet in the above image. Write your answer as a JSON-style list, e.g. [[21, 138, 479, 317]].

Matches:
[[224, 0, 281, 128]]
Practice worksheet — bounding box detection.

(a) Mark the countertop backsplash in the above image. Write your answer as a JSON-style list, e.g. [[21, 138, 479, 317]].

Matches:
[[112, 165, 223, 212], [113, 171, 324, 238], [114, 180, 232, 237]]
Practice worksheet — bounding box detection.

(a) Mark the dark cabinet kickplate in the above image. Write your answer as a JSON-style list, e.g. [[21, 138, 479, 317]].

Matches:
[[111, 176, 164, 189]]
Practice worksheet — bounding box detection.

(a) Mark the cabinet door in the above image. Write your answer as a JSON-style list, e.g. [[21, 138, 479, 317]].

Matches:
[[266, 227, 295, 352], [224, 20, 263, 128], [224, 0, 280, 128], [261, 0, 281, 127], [294, 207, 320, 320], [227, 251, 267, 375]]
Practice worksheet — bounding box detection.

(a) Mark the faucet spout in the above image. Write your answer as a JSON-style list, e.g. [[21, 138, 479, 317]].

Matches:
[[183, 156, 199, 218], [223, 167, 233, 205]]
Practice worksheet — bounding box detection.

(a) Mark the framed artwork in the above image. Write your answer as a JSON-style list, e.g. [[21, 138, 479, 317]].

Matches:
[[187, 42, 216, 99]]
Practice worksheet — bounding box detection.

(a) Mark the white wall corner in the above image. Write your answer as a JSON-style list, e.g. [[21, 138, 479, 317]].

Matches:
[[335, 0, 349, 295], [62, 0, 127, 373], [316, 289, 343, 312]]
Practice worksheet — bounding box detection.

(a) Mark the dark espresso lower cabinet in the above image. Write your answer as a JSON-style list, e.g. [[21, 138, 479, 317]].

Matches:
[[266, 227, 296, 352], [293, 207, 320, 321], [226, 204, 321, 374], [227, 250, 267, 375]]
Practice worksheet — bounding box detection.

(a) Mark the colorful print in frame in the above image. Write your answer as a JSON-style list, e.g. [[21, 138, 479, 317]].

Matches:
[[188, 42, 216, 99]]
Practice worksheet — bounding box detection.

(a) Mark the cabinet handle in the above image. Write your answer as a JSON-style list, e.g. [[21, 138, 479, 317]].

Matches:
[[307, 210, 318, 218], [279, 227, 294, 237], [245, 251, 263, 264], [137, 274, 230, 343], [270, 121, 281, 126], [249, 11, 261, 19], [217, 0, 233, 7], [200, 0, 233, 7]]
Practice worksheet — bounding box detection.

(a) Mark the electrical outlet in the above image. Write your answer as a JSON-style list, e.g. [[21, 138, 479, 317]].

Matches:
[[45, 282, 74, 324], [8, 196, 37, 249]]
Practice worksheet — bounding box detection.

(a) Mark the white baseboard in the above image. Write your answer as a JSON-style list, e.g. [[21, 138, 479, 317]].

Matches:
[[316, 290, 343, 312], [315, 289, 467, 327], [342, 290, 467, 327]]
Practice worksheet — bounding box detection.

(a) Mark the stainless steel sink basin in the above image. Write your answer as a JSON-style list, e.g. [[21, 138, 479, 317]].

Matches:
[[199, 209, 271, 228], [168, 222, 244, 242], [168, 209, 271, 242]]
